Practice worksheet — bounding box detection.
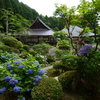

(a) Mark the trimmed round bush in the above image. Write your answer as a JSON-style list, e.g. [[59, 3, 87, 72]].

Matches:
[[2, 36, 23, 49], [23, 45, 30, 52], [31, 78, 63, 100], [58, 70, 76, 90]]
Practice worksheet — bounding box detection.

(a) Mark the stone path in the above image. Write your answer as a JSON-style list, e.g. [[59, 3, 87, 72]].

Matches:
[[42, 65, 53, 70]]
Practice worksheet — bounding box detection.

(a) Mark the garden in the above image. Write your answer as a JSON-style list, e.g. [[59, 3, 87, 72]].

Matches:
[[0, 0, 100, 100]]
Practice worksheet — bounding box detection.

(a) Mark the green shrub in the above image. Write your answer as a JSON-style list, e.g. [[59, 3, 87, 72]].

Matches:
[[53, 61, 67, 72], [61, 55, 79, 70], [46, 55, 55, 64], [47, 68, 60, 77], [29, 49, 37, 56], [2, 36, 23, 49], [34, 54, 47, 64], [57, 40, 70, 50], [33, 43, 52, 55], [58, 70, 76, 90], [19, 52, 30, 58], [10, 47, 20, 53], [31, 78, 63, 100], [19, 48, 26, 53], [55, 49, 70, 60], [23, 45, 30, 52], [0, 44, 10, 52]]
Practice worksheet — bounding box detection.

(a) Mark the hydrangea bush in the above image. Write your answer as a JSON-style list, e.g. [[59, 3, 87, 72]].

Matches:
[[0, 53, 47, 100]]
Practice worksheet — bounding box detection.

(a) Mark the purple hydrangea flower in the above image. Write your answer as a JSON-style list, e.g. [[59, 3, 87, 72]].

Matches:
[[27, 69, 33, 74], [26, 89, 30, 92], [0, 88, 6, 94], [14, 60, 20, 64], [78, 44, 92, 56], [4, 76, 11, 81], [13, 86, 20, 93], [38, 70, 47, 75], [34, 62, 40, 67], [9, 78, 18, 85], [18, 64, 24, 69]]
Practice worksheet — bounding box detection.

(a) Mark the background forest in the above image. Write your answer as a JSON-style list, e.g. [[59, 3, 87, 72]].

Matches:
[[0, 0, 64, 34]]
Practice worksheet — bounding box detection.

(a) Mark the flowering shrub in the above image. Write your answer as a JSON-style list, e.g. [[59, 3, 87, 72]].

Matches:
[[0, 52, 20, 64], [78, 44, 92, 56], [0, 53, 47, 100]]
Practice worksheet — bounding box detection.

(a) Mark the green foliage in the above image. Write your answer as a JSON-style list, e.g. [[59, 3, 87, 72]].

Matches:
[[53, 61, 66, 72], [47, 68, 60, 77], [0, 52, 19, 64], [0, 53, 47, 100], [61, 55, 79, 70], [57, 40, 70, 49], [34, 54, 47, 64], [0, 44, 10, 52], [58, 70, 76, 90], [83, 37, 94, 44], [29, 49, 37, 56], [31, 78, 63, 100], [19, 52, 30, 59], [2, 36, 23, 49], [23, 45, 30, 52], [81, 52, 100, 91], [55, 49, 70, 59], [33, 43, 52, 55], [46, 55, 55, 64], [53, 31, 67, 40], [10, 47, 20, 53]]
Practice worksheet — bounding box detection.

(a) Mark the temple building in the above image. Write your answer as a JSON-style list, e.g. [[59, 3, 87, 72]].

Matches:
[[27, 17, 56, 44]]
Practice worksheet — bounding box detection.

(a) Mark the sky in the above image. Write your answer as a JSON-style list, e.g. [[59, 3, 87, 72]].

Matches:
[[18, 0, 88, 16]]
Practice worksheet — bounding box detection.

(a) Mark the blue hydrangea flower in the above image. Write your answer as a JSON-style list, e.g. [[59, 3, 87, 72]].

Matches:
[[32, 81, 37, 85], [0, 88, 6, 94], [34, 62, 40, 67], [17, 97, 26, 100], [13, 86, 20, 93], [18, 64, 24, 69], [1, 56, 6, 58], [34, 75, 42, 83], [27, 69, 33, 74], [26, 89, 30, 92], [4, 76, 11, 81], [9, 78, 18, 85], [7, 65, 12, 69], [10, 70, 14, 74], [14, 60, 20, 64], [7, 63, 10, 66], [38, 70, 47, 75]]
